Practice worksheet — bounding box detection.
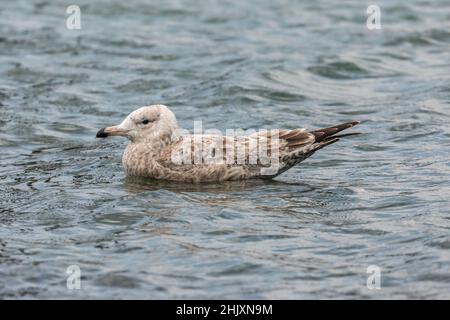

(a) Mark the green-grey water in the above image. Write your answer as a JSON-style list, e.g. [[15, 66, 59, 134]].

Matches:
[[1, 0, 450, 299]]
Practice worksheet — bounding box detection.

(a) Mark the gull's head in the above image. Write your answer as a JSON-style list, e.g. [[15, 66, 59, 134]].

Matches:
[[96, 104, 178, 143]]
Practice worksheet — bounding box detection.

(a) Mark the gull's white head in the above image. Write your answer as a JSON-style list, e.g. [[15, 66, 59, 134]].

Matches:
[[96, 104, 179, 143]]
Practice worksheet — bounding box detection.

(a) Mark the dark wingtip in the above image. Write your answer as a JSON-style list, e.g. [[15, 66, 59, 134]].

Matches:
[[96, 127, 108, 138], [312, 121, 361, 142]]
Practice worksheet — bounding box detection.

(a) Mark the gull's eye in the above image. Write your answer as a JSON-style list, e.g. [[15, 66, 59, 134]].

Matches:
[[142, 119, 150, 125]]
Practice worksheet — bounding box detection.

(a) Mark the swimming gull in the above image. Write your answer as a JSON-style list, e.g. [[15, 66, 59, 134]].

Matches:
[[96, 105, 360, 183]]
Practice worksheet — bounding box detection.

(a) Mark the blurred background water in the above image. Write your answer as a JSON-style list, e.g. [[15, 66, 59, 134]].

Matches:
[[1, 0, 450, 299]]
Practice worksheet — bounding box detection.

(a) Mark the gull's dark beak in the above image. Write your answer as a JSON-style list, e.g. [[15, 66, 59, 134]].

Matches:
[[96, 127, 108, 138], [96, 125, 128, 138]]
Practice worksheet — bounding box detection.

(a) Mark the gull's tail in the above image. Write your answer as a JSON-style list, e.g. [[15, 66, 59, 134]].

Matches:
[[274, 121, 360, 177]]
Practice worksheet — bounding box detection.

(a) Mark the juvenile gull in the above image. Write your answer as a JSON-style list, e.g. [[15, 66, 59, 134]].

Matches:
[[96, 105, 360, 183]]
